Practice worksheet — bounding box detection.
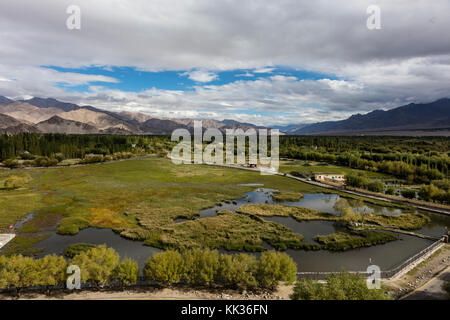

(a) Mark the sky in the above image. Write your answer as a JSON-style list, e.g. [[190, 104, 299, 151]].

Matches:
[[0, 0, 450, 126]]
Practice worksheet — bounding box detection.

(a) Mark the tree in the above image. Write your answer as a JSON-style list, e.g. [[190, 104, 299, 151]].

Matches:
[[217, 253, 258, 289], [35, 255, 67, 294], [401, 189, 416, 199], [114, 258, 139, 287], [69, 245, 120, 287], [144, 250, 184, 286], [291, 272, 390, 300], [385, 186, 396, 195], [367, 180, 385, 193], [257, 251, 297, 289], [182, 248, 220, 286], [3, 159, 19, 169], [345, 173, 368, 189]]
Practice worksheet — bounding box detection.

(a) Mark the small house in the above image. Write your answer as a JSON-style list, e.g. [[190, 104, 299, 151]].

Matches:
[[314, 173, 345, 182]]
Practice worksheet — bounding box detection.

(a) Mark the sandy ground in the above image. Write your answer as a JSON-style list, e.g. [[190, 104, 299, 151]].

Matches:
[[384, 244, 449, 299], [1, 285, 295, 300]]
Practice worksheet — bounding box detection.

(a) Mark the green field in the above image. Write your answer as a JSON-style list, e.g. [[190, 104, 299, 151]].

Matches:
[[0, 156, 326, 254]]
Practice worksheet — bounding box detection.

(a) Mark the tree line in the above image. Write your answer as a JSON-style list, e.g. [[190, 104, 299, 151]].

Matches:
[[0, 245, 296, 295]]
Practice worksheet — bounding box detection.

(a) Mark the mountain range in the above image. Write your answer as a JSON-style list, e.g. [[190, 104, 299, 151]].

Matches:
[[286, 98, 450, 136], [0, 97, 266, 135], [0, 96, 449, 135]]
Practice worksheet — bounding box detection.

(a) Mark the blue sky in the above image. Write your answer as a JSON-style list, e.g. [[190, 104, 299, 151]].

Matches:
[[44, 65, 337, 93]]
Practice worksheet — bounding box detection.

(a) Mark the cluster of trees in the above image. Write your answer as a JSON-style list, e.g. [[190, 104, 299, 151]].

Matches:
[[0, 246, 297, 294], [418, 179, 450, 204], [0, 246, 139, 293], [280, 136, 449, 184], [144, 249, 297, 289], [345, 173, 385, 193], [290, 271, 390, 300], [0, 133, 175, 161], [345, 173, 450, 204], [78, 152, 134, 164]]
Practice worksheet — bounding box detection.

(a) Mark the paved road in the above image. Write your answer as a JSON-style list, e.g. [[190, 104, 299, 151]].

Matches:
[[402, 266, 450, 300]]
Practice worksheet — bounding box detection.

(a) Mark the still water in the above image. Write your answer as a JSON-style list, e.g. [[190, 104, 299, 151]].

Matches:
[[28, 188, 449, 272]]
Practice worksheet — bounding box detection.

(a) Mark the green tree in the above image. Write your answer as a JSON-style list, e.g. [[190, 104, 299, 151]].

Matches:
[[401, 189, 416, 199], [114, 258, 139, 287], [217, 253, 258, 289], [367, 180, 385, 193], [182, 248, 220, 286], [385, 186, 396, 195], [35, 255, 67, 294], [257, 251, 297, 289], [69, 245, 120, 287], [291, 272, 390, 300], [144, 250, 184, 286]]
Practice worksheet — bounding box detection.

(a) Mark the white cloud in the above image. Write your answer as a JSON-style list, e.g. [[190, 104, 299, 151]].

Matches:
[[0, 0, 449, 124], [180, 70, 218, 83], [253, 67, 275, 74]]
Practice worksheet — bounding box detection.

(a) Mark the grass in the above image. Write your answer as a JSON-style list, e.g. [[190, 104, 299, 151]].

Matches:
[[314, 230, 398, 251], [237, 204, 338, 221], [272, 191, 304, 202], [139, 210, 305, 251], [0, 157, 325, 253], [64, 243, 97, 258], [0, 156, 432, 254]]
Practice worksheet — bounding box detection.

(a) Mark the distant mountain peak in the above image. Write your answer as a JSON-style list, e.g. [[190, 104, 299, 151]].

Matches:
[[291, 98, 450, 135]]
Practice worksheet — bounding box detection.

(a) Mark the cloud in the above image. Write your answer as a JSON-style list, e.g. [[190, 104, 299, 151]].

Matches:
[[253, 67, 275, 74], [0, 0, 449, 124], [180, 70, 218, 83], [235, 72, 254, 77]]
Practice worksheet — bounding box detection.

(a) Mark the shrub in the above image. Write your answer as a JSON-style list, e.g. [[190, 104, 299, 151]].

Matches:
[[182, 248, 220, 286], [401, 189, 416, 199], [64, 243, 97, 258], [385, 186, 396, 195], [217, 253, 258, 289], [291, 271, 390, 300], [3, 175, 31, 189], [57, 217, 91, 235], [34, 157, 58, 167], [114, 258, 139, 286], [3, 159, 19, 169], [144, 250, 184, 286], [257, 251, 297, 289], [345, 173, 368, 188], [69, 245, 120, 286], [367, 181, 385, 193]]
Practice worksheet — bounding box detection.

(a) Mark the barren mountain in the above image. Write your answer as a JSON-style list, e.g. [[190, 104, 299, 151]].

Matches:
[[36, 116, 99, 134], [117, 111, 153, 123], [0, 113, 24, 129], [20, 97, 80, 112], [58, 108, 140, 132], [0, 102, 64, 124]]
